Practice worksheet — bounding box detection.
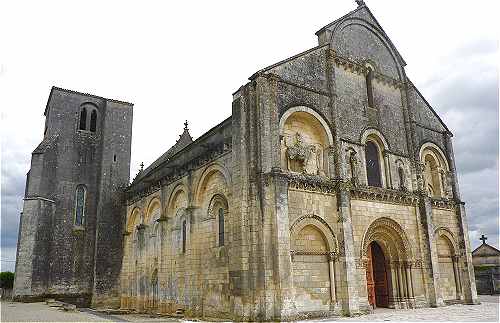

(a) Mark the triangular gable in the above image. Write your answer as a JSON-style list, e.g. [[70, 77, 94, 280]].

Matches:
[[407, 80, 451, 134], [472, 243, 500, 257], [315, 4, 406, 66]]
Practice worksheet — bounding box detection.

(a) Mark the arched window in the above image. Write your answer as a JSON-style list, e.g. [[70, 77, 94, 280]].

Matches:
[[365, 141, 382, 187], [182, 220, 187, 253], [424, 155, 442, 197], [90, 109, 97, 132], [218, 208, 225, 247], [79, 107, 87, 130], [74, 185, 86, 226], [366, 66, 374, 107], [420, 143, 450, 198]]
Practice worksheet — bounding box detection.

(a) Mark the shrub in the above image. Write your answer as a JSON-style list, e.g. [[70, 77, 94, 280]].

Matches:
[[0, 272, 14, 289]]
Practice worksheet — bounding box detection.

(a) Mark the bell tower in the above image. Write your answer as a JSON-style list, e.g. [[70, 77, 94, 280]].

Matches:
[[13, 87, 133, 307]]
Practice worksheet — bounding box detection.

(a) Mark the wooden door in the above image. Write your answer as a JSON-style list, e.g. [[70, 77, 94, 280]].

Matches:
[[371, 243, 389, 307], [366, 246, 376, 307]]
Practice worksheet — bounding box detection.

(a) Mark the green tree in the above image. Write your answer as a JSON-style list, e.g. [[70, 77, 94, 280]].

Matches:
[[0, 271, 14, 289]]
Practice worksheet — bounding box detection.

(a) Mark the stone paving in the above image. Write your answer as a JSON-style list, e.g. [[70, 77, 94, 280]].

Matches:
[[1, 296, 498, 322], [308, 295, 500, 322]]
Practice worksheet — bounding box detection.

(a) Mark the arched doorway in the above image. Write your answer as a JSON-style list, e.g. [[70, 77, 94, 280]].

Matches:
[[362, 217, 414, 309], [366, 242, 389, 308]]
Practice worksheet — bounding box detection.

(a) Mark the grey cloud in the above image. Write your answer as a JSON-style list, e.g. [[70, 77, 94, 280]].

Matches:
[[422, 40, 499, 250], [1, 144, 29, 259]]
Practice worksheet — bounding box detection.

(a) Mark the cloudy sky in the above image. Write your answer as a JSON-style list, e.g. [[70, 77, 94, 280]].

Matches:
[[1, 0, 498, 271]]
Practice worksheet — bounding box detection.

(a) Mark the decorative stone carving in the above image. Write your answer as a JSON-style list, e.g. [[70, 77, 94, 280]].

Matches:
[[351, 186, 418, 206], [337, 240, 345, 257], [361, 217, 412, 260], [346, 149, 360, 187], [266, 171, 340, 194], [285, 132, 317, 174], [430, 197, 456, 210]]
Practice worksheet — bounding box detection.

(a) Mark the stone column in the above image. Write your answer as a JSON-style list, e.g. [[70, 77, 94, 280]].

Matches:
[[383, 151, 392, 189], [452, 256, 462, 299], [328, 253, 337, 305], [388, 263, 400, 307], [405, 262, 414, 306], [396, 262, 405, 307]]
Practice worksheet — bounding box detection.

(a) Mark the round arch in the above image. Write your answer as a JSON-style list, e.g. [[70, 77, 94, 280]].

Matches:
[[434, 227, 459, 256], [127, 207, 141, 233], [207, 193, 229, 218], [361, 128, 390, 150], [166, 183, 189, 216], [279, 106, 334, 145], [194, 162, 231, 205], [361, 217, 413, 261], [144, 197, 161, 224], [419, 142, 450, 171], [290, 214, 338, 255], [330, 18, 405, 80]]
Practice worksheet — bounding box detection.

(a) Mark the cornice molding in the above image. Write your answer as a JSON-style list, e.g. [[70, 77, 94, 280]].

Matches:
[[350, 186, 419, 206]]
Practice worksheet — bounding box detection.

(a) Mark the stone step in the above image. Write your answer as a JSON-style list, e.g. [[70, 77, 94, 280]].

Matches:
[[48, 301, 65, 308], [62, 303, 77, 311]]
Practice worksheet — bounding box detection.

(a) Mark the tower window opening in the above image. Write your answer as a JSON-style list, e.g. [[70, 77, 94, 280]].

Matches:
[[79, 107, 87, 130], [90, 109, 97, 132]]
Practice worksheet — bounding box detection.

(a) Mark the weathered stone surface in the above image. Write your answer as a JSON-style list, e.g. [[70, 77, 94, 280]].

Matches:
[[15, 2, 478, 321]]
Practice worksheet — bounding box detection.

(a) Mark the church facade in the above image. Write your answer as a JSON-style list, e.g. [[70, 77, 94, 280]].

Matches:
[[14, 1, 479, 320]]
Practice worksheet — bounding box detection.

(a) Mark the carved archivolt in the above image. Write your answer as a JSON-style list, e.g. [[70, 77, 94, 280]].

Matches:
[[361, 217, 413, 261]]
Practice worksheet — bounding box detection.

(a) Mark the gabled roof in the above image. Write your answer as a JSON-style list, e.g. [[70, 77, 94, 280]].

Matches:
[[315, 3, 407, 66], [133, 122, 193, 182], [472, 243, 500, 257]]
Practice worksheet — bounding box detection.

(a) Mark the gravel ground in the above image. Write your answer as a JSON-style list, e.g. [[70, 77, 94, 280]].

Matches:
[[1, 295, 498, 322]]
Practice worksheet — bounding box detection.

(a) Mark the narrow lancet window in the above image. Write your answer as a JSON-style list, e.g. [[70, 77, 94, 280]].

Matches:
[[218, 208, 225, 246], [182, 220, 187, 253], [74, 185, 86, 226], [365, 141, 382, 187], [366, 66, 374, 107], [90, 109, 97, 132], [79, 107, 87, 130]]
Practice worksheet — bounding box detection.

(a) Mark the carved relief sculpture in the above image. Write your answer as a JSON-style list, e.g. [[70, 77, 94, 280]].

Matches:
[[285, 132, 318, 174]]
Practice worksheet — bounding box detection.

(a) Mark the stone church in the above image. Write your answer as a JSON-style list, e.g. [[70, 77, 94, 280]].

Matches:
[[14, 1, 479, 320]]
